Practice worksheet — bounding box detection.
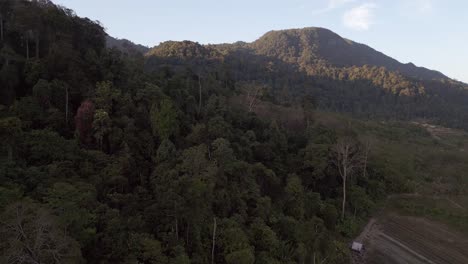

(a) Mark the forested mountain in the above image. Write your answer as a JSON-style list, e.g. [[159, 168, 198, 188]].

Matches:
[[1, 1, 468, 264], [250, 27, 448, 80], [106, 35, 149, 56], [145, 29, 468, 130]]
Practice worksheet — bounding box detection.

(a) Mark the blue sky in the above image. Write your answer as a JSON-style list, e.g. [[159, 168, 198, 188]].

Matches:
[[53, 0, 467, 82]]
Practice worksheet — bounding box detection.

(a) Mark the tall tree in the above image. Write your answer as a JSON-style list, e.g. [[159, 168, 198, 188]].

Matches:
[[0, 0, 12, 42], [0, 117, 21, 163], [75, 100, 95, 143], [332, 137, 362, 220], [93, 109, 112, 151]]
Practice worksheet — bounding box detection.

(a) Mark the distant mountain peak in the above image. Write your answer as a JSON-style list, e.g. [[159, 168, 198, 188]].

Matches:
[[250, 27, 447, 81]]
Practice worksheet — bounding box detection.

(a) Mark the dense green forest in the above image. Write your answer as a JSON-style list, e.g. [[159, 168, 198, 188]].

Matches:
[[1, 1, 468, 264], [146, 32, 468, 130]]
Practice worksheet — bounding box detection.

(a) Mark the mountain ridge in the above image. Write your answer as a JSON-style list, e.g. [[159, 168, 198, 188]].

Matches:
[[250, 27, 447, 80], [145, 27, 449, 82]]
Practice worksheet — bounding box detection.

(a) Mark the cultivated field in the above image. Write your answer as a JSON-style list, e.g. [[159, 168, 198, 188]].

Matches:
[[353, 212, 468, 264]]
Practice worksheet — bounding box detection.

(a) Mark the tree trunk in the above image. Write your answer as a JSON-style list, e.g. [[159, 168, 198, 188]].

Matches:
[[65, 86, 69, 124], [363, 140, 370, 178], [0, 16, 4, 42], [198, 76, 202, 115], [341, 171, 346, 220], [35, 33, 39, 58], [26, 38, 29, 60], [186, 223, 190, 247], [174, 201, 179, 241], [248, 86, 261, 112], [175, 216, 179, 240], [7, 145, 12, 163], [211, 217, 217, 264]]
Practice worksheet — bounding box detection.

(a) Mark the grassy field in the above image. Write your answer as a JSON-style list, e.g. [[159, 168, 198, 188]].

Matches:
[[335, 115, 468, 264]]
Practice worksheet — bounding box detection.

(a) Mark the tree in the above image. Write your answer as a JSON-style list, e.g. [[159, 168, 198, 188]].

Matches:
[[284, 174, 305, 220], [127, 233, 168, 264], [155, 138, 177, 163], [93, 109, 112, 150], [49, 80, 71, 124], [0, 45, 19, 66], [75, 100, 95, 143], [332, 137, 362, 220], [0, 200, 83, 264], [0, 117, 22, 162], [0, 0, 12, 42], [0, 46, 20, 105], [360, 135, 375, 179], [150, 98, 179, 140], [242, 82, 265, 112], [211, 217, 217, 264], [221, 227, 254, 264], [32, 79, 52, 108], [94, 81, 121, 114], [45, 182, 97, 246]]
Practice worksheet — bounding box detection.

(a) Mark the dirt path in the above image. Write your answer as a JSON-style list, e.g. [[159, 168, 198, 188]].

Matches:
[[445, 197, 465, 210]]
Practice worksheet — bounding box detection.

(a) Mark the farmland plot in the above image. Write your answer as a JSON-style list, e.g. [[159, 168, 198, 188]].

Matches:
[[354, 214, 468, 264]]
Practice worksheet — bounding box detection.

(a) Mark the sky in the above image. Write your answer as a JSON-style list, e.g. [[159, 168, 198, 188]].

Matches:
[[52, 0, 468, 82]]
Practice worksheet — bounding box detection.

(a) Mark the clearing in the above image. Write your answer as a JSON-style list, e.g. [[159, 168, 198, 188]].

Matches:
[[353, 198, 468, 264]]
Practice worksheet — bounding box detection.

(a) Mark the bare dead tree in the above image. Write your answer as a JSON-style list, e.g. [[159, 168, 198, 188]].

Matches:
[[198, 75, 202, 115], [211, 217, 217, 264], [360, 135, 374, 179], [0, 201, 82, 264], [246, 83, 264, 112], [65, 85, 69, 124], [0, 14, 4, 41], [332, 137, 362, 220], [35, 30, 39, 58]]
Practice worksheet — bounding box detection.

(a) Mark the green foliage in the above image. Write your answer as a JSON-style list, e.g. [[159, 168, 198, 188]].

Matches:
[[93, 109, 112, 150], [94, 81, 121, 114], [150, 98, 179, 140], [45, 182, 97, 245], [127, 233, 167, 263], [0, 116, 22, 162], [1, 2, 467, 263], [285, 174, 305, 220]]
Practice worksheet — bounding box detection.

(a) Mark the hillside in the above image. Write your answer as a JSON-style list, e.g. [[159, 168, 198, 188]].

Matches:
[[106, 35, 149, 55], [146, 27, 448, 81], [250, 27, 447, 80], [1, 1, 468, 264], [145, 28, 468, 131]]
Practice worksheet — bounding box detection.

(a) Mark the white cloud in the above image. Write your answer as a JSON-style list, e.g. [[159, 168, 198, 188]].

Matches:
[[343, 3, 377, 31], [417, 0, 434, 14]]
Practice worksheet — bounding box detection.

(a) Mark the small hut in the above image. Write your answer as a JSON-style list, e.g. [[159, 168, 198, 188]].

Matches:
[[351, 242, 364, 252]]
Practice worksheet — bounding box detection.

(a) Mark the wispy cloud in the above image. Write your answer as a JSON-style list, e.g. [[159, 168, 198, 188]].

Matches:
[[343, 3, 377, 31], [312, 0, 357, 15]]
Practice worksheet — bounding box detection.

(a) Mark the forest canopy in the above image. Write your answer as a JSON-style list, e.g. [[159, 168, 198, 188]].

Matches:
[[1, 1, 468, 264]]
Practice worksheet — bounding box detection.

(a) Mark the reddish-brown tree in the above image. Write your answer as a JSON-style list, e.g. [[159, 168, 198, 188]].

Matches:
[[75, 100, 95, 143]]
